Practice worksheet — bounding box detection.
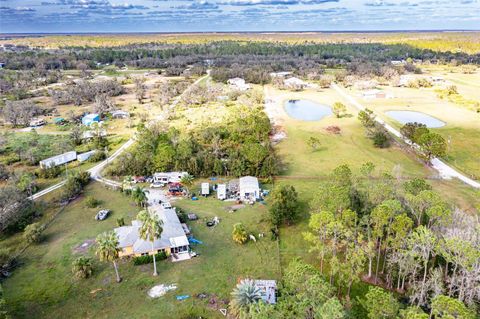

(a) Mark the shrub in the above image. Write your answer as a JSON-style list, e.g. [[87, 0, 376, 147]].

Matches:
[[37, 165, 63, 179], [88, 151, 107, 163], [232, 223, 248, 244], [72, 256, 93, 279], [373, 131, 390, 148], [116, 217, 125, 227], [133, 251, 167, 265], [85, 196, 100, 208], [0, 248, 11, 266], [23, 222, 45, 244]]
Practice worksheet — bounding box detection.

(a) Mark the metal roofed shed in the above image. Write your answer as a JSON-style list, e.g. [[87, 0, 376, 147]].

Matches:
[[254, 280, 277, 304], [217, 184, 227, 200], [39, 151, 77, 168], [201, 183, 210, 196], [239, 176, 260, 201]]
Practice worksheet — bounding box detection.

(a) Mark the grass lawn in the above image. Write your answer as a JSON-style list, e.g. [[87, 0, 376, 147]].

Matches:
[[267, 86, 430, 178], [345, 83, 480, 179], [3, 182, 280, 319]]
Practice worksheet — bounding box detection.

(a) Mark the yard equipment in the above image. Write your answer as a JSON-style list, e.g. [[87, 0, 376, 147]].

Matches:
[[188, 237, 203, 245], [176, 295, 190, 301]]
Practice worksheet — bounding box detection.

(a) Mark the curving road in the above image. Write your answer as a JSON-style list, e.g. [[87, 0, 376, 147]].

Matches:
[[29, 73, 210, 201], [331, 83, 480, 189]]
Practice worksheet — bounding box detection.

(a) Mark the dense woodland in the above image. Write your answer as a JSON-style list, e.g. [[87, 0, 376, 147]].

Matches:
[[106, 104, 279, 178]]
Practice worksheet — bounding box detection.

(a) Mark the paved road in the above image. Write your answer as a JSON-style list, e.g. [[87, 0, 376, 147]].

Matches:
[[332, 83, 480, 189], [29, 73, 210, 201]]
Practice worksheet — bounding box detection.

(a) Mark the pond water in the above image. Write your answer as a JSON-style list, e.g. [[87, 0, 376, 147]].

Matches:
[[385, 110, 446, 128], [284, 99, 333, 121]]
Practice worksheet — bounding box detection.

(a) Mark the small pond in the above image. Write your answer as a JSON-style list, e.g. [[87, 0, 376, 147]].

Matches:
[[284, 99, 333, 121], [385, 110, 446, 128]]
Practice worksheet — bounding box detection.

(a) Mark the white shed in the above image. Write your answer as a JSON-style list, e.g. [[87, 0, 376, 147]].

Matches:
[[239, 176, 260, 200], [39, 151, 77, 168], [217, 184, 227, 200], [201, 182, 210, 196]]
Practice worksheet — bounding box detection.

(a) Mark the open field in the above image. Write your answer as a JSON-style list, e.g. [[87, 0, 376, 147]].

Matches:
[[2, 32, 480, 53], [266, 86, 431, 178], [345, 81, 480, 179], [2, 182, 280, 319]]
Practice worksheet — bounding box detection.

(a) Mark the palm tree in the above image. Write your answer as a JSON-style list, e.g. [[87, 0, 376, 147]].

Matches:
[[180, 174, 194, 197], [132, 186, 149, 207], [72, 256, 93, 279], [230, 279, 263, 316], [95, 231, 122, 283], [137, 209, 163, 276]]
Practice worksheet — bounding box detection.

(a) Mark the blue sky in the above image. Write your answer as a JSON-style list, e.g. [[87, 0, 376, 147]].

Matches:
[[0, 0, 479, 32]]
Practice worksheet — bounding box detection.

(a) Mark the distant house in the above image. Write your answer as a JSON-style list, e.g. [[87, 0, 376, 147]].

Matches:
[[254, 280, 277, 304], [29, 118, 46, 127], [82, 113, 100, 126], [284, 77, 307, 90], [239, 176, 260, 200], [153, 172, 189, 184], [39, 151, 77, 168], [362, 89, 387, 99], [114, 205, 190, 260], [270, 71, 292, 78], [77, 150, 97, 162], [82, 130, 107, 140], [111, 110, 130, 119], [227, 78, 251, 91], [391, 60, 406, 66]]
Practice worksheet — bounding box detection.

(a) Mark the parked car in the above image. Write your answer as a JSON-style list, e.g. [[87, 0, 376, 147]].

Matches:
[[150, 181, 165, 188], [132, 176, 146, 184], [145, 176, 153, 183], [161, 202, 172, 209], [95, 209, 110, 221]]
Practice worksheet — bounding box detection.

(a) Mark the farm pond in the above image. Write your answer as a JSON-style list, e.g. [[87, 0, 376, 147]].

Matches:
[[284, 99, 333, 121], [385, 110, 446, 128]]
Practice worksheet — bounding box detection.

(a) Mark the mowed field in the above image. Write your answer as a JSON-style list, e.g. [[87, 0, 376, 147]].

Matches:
[[345, 77, 480, 179], [3, 183, 280, 319]]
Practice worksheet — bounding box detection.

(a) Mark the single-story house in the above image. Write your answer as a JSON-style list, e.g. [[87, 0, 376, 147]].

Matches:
[[82, 130, 107, 140], [227, 78, 251, 91], [254, 280, 277, 304], [77, 150, 97, 162], [239, 176, 260, 200], [39, 151, 77, 168], [111, 110, 130, 119], [29, 118, 46, 127], [284, 77, 307, 90], [82, 113, 100, 126], [270, 71, 292, 78], [114, 205, 190, 260], [153, 172, 188, 184]]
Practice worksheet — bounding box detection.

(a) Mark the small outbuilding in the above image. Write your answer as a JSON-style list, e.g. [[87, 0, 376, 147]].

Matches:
[[227, 78, 251, 91], [201, 183, 210, 196], [217, 184, 227, 200], [82, 113, 100, 126], [153, 172, 189, 184], [239, 176, 260, 201]]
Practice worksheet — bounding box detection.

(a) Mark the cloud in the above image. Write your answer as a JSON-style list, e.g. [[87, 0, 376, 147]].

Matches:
[[220, 0, 338, 5], [174, 1, 220, 10]]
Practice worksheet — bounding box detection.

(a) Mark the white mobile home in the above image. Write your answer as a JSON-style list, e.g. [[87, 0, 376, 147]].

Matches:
[[153, 172, 188, 184], [201, 183, 210, 196], [239, 176, 260, 200], [217, 184, 227, 200], [77, 150, 97, 162], [39, 151, 77, 168]]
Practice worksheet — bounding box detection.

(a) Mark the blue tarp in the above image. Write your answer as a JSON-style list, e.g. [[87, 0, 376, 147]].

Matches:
[[188, 237, 203, 245], [176, 295, 190, 300]]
